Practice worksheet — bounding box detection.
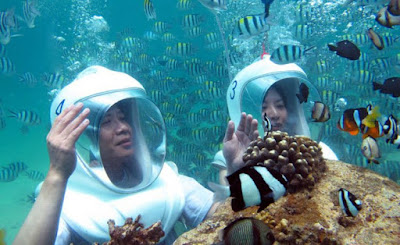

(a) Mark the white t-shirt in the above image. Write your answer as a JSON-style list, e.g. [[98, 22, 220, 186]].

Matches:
[[55, 175, 213, 245]]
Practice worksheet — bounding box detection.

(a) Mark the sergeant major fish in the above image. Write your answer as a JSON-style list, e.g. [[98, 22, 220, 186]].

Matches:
[[23, 0, 40, 28], [233, 14, 269, 39], [197, 0, 227, 11]]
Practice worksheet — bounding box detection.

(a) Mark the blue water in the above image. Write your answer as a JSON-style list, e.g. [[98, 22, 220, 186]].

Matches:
[[0, 0, 399, 244]]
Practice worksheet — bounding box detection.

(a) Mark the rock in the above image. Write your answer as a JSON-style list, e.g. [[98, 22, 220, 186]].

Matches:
[[174, 160, 400, 244]]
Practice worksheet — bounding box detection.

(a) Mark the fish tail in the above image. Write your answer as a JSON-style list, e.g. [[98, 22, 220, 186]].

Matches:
[[7, 109, 17, 118], [208, 181, 230, 202], [327, 44, 337, 51], [372, 82, 382, 91]]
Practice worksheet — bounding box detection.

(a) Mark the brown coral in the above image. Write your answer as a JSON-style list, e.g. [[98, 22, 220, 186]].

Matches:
[[243, 131, 326, 193], [98, 215, 164, 245]]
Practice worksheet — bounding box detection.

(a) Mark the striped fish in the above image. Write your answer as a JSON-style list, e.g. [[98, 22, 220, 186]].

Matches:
[[24, 170, 45, 181], [197, 0, 227, 11], [0, 168, 18, 182], [8, 110, 41, 125], [144, 0, 156, 20], [0, 9, 17, 45], [270, 45, 314, 64], [338, 188, 362, 217], [233, 14, 269, 39], [4, 161, 28, 173], [23, 0, 40, 28], [210, 164, 288, 212], [0, 56, 15, 73]]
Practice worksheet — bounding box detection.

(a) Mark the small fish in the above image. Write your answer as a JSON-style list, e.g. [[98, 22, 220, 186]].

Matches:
[[383, 114, 398, 140], [8, 109, 41, 125], [311, 101, 330, 122], [361, 105, 380, 128], [4, 161, 28, 173], [373, 77, 400, 98], [263, 112, 272, 134], [0, 56, 15, 73], [197, 0, 227, 11], [361, 136, 380, 164], [337, 105, 371, 136], [144, 0, 156, 20], [367, 28, 384, 50], [220, 217, 275, 245], [209, 164, 287, 212], [24, 170, 45, 181], [270, 45, 314, 64], [338, 188, 362, 217], [327, 40, 360, 60], [23, 0, 40, 28], [0, 9, 17, 45], [233, 14, 269, 39], [261, 0, 275, 18], [0, 168, 18, 182], [296, 83, 309, 104], [387, 132, 400, 149], [376, 5, 400, 28]]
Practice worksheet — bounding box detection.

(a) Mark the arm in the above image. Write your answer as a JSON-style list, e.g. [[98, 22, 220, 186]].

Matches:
[[13, 103, 90, 245]]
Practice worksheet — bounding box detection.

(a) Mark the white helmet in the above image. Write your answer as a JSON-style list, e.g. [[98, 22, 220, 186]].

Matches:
[[227, 55, 321, 138], [50, 66, 166, 193]]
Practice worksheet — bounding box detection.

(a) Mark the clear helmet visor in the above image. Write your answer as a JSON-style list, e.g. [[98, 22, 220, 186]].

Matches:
[[76, 89, 166, 193], [241, 72, 322, 140]]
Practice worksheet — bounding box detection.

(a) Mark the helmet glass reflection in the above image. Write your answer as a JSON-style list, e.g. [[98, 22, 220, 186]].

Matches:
[[75, 89, 166, 193]]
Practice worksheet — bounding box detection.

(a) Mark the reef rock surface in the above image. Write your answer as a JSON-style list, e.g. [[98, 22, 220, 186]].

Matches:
[[174, 160, 400, 244]]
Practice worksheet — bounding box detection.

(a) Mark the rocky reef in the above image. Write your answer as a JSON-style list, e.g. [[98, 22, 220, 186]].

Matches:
[[174, 160, 400, 244], [95, 215, 164, 245]]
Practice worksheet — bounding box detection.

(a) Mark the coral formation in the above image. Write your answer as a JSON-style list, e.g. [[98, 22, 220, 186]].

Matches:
[[174, 160, 400, 244], [243, 131, 326, 193], [95, 215, 164, 245]]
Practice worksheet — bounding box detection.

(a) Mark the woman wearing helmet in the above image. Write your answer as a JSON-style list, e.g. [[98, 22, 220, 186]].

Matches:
[[14, 66, 255, 245], [212, 55, 338, 184]]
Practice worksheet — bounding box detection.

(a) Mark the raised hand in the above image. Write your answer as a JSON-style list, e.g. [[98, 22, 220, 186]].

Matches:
[[223, 112, 259, 175], [46, 103, 90, 180]]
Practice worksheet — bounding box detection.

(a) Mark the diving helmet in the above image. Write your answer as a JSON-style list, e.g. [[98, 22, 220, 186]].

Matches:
[[50, 66, 166, 193], [226, 55, 322, 139]]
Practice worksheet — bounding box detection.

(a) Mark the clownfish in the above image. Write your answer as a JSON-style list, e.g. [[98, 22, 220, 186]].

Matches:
[[337, 104, 383, 138]]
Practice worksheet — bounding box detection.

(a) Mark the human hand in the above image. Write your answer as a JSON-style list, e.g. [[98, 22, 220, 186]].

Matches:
[[223, 113, 259, 175], [46, 103, 90, 180]]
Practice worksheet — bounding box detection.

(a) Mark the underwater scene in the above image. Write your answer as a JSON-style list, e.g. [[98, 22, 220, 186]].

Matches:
[[0, 0, 400, 243]]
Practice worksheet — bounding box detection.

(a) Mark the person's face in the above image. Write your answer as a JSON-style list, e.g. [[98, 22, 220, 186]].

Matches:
[[262, 87, 288, 131], [99, 105, 134, 163]]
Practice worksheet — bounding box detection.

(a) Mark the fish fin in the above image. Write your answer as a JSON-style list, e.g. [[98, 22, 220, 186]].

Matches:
[[208, 181, 230, 202], [349, 129, 359, 135], [327, 44, 337, 51], [362, 106, 380, 127]]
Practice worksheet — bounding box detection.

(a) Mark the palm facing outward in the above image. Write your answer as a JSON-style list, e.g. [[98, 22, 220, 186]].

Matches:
[[223, 113, 259, 175]]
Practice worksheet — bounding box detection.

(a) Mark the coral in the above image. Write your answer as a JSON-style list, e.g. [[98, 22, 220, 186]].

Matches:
[[242, 131, 326, 193], [96, 215, 164, 245], [174, 160, 400, 245]]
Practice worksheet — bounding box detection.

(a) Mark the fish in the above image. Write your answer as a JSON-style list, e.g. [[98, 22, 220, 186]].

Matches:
[[296, 83, 309, 104], [24, 170, 45, 181], [219, 217, 274, 245], [361, 136, 380, 164], [383, 114, 398, 139], [232, 14, 269, 39], [210, 164, 287, 212], [0, 9, 17, 45], [361, 105, 380, 128], [0, 168, 19, 182], [0, 56, 15, 73], [311, 101, 330, 122], [23, 0, 40, 28], [367, 28, 384, 50], [376, 5, 400, 28], [144, 0, 156, 20], [372, 77, 400, 98], [8, 109, 41, 125], [327, 40, 361, 60], [263, 112, 272, 135], [197, 0, 227, 11], [337, 105, 372, 136], [4, 161, 28, 173], [261, 0, 275, 18], [389, 0, 400, 15], [338, 188, 362, 217], [387, 132, 400, 149], [270, 45, 314, 65]]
